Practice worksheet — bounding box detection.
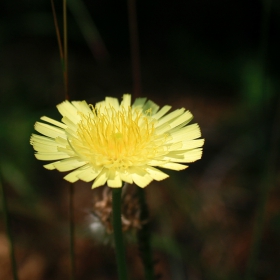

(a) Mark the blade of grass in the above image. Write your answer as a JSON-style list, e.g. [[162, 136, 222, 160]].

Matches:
[[51, 1, 75, 278], [127, 0, 141, 98], [63, 0, 69, 100], [50, 0, 69, 99], [62, 2, 76, 279], [50, 0, 64, 61], [137, 188, 155, 280]]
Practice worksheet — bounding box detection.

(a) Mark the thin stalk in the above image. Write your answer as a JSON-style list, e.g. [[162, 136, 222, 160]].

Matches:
[[112, 188, 128, 280], [51, 0, 74, 278], [61, 1, 75, 279], [50, 0, 64, 60], [127, 0, 155, 277], [0, 172, 19, 280], [63, 0, 69, 100], [137, 188, 155, 280], [127, 0, 141, 98]]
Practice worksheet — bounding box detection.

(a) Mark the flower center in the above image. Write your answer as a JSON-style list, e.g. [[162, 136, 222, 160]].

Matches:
[[72, 105, 163, 170]]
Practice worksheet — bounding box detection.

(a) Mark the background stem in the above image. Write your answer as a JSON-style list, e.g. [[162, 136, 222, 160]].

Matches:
[[112, 188, 128, 280], [63, 0, 69, 100], [127, 0, 141, 98], [137, 188, 155, 280]]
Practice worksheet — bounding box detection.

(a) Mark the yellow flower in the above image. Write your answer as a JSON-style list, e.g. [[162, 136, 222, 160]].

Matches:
[[30, 94, 204, 188]]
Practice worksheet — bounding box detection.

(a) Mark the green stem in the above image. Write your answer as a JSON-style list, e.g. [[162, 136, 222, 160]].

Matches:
[[0, 172, 19, 280], [137, 188, 155, 280], [112, 188, 128, 280]]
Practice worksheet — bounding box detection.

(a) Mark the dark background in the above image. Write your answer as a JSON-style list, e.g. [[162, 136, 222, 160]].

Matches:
[[0, 0, 280, 279]]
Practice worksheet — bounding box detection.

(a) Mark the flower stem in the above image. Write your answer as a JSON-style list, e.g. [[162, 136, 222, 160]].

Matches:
[[112, 188, 128, 280], [137, 188, 155, 280], [0, 172, 19, 280]]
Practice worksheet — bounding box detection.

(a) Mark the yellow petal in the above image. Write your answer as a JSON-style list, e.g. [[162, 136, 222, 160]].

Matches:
[[155, 108, 185, 127], [92, 169, 108, 188], [132, 97, 147, 108], [159, 162, 188, 170], [169, 111, 193, 129], [40, 116, 67, 129], [105, 97, 119, 110], [120, 172, 133, 184], [107, 170, 122, 188], [78, 167, 101, 182], [72, 101, 92, 115], [61, 116, 78, 131], [152, 105, 172, 119], [161, 147, 203, 163], [145, 166, 169, 181], [32, 142, 59, 153], [166, 142, 183, 150], [64, 169, 82, 183], [31, 134, 54, 145], [31, 135, 59, 152], [53, 157, 86, 172], [181, 139, 205, 150], [63, 165, 92, 182], [43, 163, 56, 170], [161, 152, 185, 162], [55, 136, 68, 145], [121, 94, 131, 107], [183, 148, 203, 162], [57, 100, 80, 123], [35, 122, 66, 139], [35, 152, 70, 161], [130, 167, 153, 188], [142, 100, 159, 114], [170, 123, 201, 141]]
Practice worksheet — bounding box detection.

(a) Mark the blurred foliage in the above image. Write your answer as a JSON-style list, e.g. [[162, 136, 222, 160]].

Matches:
[[0, 0, 280, 279]]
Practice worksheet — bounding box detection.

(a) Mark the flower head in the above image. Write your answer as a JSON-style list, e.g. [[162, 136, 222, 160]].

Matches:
[[30, 94, 204, 188]]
